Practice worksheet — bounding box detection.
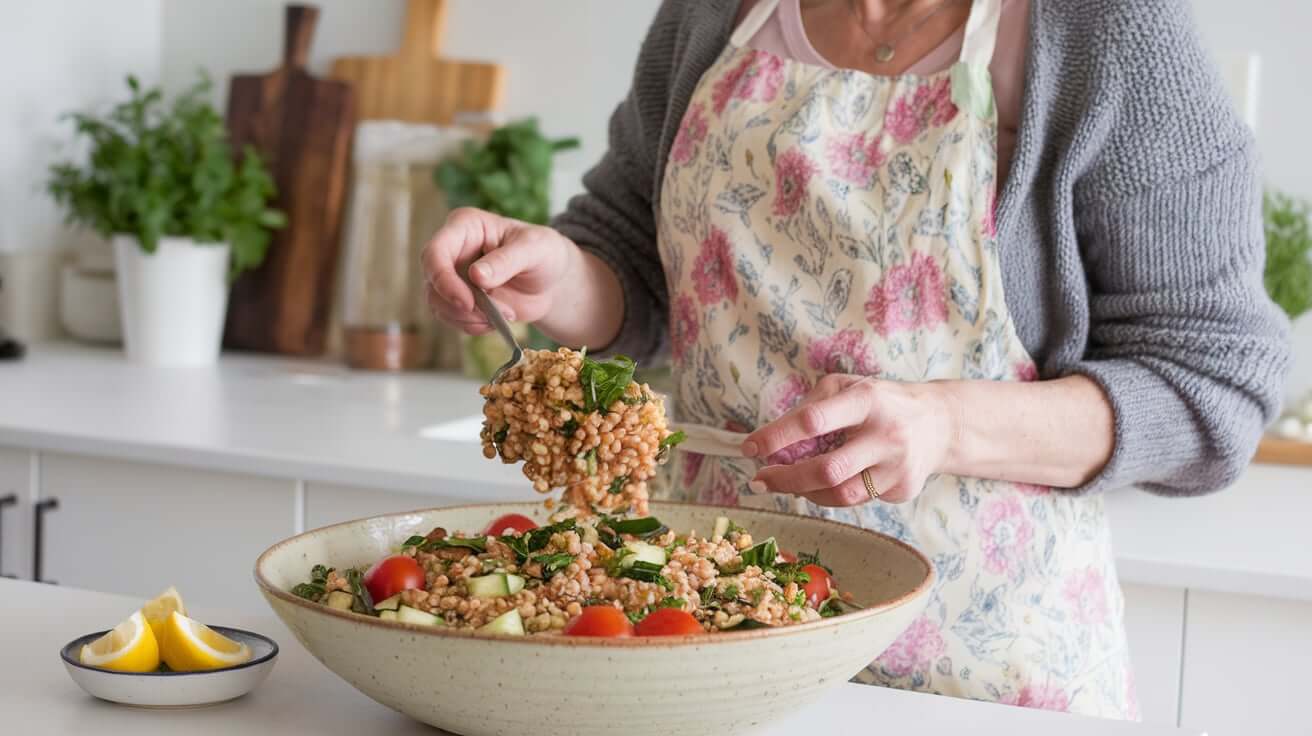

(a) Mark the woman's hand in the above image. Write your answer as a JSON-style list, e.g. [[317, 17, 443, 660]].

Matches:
[[742, 375, 958, 507], [421, 208, 624, 347]]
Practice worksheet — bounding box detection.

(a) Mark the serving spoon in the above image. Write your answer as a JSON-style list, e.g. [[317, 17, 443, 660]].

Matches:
[[466, 279, 523, 384]]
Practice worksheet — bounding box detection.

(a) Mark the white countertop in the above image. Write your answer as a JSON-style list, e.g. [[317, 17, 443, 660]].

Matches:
[[2, 342, 1309, 601], [0, 580, 1199, 736]]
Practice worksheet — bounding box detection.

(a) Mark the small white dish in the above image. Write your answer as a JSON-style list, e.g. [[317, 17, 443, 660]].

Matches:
[[60, 626, 278, 708]]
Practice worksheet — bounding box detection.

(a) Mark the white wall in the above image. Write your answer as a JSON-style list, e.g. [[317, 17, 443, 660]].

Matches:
[[158, 0, 662, 205], [0, 0, 161, 253]]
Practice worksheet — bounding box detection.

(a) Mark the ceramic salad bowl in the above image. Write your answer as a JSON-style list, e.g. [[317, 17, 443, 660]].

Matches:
[[255, 501, 932, 736]]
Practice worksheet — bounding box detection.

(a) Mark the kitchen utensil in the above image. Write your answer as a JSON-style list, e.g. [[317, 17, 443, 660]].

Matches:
[[60, 627, 278, 707], [223, 4, 355, 356], [256, 501, 933, 736], [329, 0, 505, 125], [674, 424, 750, 458], [467, 283, 522, 383]]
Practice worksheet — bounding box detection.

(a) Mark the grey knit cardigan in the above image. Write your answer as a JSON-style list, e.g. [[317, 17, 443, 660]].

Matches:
[[551, 0, 1291, 496]]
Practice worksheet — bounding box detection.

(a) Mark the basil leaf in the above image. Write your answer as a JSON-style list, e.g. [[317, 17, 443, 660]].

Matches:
[[771, 562, 812, 587], [291, 582, 325, 600], [343, 568, 375, 615], [310, 564, 331, 583], [659, 431, 687, 450], [493, 425, 509, 445], [739, 537, 779, 570], [620, 560, 674, 590], [400, 536, 427, 549], [607, 475, 629, 495], [602, 517, 663, 537], [818, 596, 852, 618], [530, 552, 576, 576], [422, 536, 488, 553], [579, 355, 637, 412]]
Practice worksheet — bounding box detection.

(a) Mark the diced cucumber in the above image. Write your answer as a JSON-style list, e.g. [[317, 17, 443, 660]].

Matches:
[[326, 591, 354, 610], [396, 605, 444, 626], [505, 574, 526, 595], [467, 573, 511, 598], [478, 609, 525, 636], [712, 516, 731, 539], [622, 541, 667, 568], [374, 594, 403, 611], [379, 610, 399, 621]]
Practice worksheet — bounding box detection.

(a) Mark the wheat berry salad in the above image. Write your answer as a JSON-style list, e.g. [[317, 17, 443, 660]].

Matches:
[[290, 509, 857, 637]]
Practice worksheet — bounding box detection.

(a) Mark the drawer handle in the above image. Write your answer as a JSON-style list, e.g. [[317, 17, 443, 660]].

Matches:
[[34, 497, 58, 585], [0, 494, 15, 579]]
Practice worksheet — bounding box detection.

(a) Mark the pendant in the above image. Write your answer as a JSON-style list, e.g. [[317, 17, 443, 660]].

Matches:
[[874, 44, 895, 63]]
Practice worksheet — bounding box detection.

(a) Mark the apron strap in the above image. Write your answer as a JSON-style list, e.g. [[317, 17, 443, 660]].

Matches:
[[730, 0, 783, 47], [958, 0, 1005, 68]]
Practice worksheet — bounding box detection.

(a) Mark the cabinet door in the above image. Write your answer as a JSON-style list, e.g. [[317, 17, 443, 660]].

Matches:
[[0, 447, 30, 580], [1180, 591, 1312, 736], [1121, 583, 1185, 726], [38, 453, 296, 614], [305, 482, 479, 531]]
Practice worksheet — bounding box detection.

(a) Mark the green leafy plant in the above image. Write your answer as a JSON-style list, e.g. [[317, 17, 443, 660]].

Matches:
[[47, 74, 285, 278], [1264, 191, 1312, 320], [435, 117, 580, 226]]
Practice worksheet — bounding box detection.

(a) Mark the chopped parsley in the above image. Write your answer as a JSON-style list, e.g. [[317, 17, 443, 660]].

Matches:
[[343, 568, 375, 615], [626, 596, 686, 624], [559, 418, 580, 437], [291, 564, 332, 601], [770, 562, 812, 587], [529, 552, 576, 576], [656, 430, 687, 462]]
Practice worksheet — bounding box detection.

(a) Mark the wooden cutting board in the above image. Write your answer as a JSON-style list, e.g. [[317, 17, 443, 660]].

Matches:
[[223, 5, 355, 356], [329, 0, 504, 124]]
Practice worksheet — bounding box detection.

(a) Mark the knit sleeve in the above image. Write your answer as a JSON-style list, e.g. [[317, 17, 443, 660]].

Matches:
[[1066, 0, 1290, 496]]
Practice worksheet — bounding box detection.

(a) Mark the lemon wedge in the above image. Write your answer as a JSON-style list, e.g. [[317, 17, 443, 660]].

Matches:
[[80, 610, 160, 672], [140, 586, 186, 643], [160, 611, 251, 671]]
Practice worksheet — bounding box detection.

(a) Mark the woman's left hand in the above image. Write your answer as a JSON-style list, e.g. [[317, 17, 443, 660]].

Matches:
[[742, 375, 958, 506]]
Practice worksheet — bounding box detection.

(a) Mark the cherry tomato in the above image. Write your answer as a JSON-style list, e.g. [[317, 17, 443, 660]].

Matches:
[[563, 606, 634, 638], [363, 554, 425, 603], [634, 608, 703, 636], [778, 551, 798, 564], [484, 513, 538, 536], [801, 564, 833, 606]]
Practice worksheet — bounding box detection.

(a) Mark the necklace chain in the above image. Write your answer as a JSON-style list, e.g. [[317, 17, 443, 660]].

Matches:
[[847, 0, 966, 63]]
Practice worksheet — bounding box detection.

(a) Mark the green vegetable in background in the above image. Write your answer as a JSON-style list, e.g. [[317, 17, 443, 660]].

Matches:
[[46, 74, 284, 278], [1264, 191, 1312, 320], [435, 118, 580, 226]]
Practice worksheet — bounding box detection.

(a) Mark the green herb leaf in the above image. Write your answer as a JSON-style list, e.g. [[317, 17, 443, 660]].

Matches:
[[725, 618, 772, 631], [601, 516, 664, 537], [771, 562, 812, 587], [607, 475, 630, 495], [291, 582, 325, 600], [558, 418, 580, 437], [620, 560, 674, 590], [343, 568, 375, 615], [493, 425, 509, 445], [818, 596, 851, 618], [529, 552, 576, 576], [422, 536, 488, 553], [796, 550, 832, 575], [739, 537, 779, 570], [578, 355, 637, 412], [401, 536, 427, 549]]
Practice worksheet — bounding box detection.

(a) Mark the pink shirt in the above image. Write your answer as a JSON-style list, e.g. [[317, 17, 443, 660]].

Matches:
[[746, 0, 1030, 184]]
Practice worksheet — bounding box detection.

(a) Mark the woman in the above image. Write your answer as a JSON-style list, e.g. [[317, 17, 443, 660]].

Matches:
[[423, 0, 1289, 718]]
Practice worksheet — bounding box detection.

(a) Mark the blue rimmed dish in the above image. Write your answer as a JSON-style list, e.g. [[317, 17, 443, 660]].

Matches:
[[60, 627, 278, 708]]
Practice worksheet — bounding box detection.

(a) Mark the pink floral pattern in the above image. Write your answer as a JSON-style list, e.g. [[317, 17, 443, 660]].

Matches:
[[657, 39, 1134, 719], [884, 77, 959, 145], [874, 616, 946, 678], [1002, 683, 1071, 712], [1063, 567, 1110, 625], [671, 103, 709, 165], [826, 131, 886, 187], [711, 50, 784, 116], [671, 294, 699, 362], [864, 252, 949, 336], [771, 148, 816, 217], [691, 226, 739, 305], [807, 329, 880, 375], [978, 495, 1034, 578]]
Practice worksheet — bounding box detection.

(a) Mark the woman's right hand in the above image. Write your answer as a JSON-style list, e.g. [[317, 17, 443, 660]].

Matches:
[[422, 208, 579, 336]]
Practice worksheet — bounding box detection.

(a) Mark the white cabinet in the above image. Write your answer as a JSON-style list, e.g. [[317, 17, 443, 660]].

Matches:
[[0, 447, 30, 580], [1180, 591, 1312, 736], [37, 453, 296, 614], [305, 482, 477, 531], [1121, 583, 1185, 727]]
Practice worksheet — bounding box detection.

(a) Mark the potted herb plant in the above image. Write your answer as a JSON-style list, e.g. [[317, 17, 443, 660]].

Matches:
[[47, 75, 284, 366], [1264, 191, 1312, 434], [435, 118, 578, 379]]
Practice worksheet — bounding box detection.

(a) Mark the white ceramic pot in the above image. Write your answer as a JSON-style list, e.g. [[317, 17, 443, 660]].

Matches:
[[113, 235, 230, 366], [59, 264, 122, 343], [257, 502, 934, 736]]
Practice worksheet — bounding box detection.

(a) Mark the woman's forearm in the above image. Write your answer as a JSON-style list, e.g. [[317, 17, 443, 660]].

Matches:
[[534, 249, 626, 350], [937, 375, 1115, 489]]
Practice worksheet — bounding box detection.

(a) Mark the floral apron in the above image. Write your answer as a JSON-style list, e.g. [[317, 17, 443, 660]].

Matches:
[[655, 0, 1136, 718]]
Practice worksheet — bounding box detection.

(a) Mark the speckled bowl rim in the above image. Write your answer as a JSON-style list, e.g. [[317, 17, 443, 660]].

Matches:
[[254, 500, 934, 648], [60, 626, 279, 675]]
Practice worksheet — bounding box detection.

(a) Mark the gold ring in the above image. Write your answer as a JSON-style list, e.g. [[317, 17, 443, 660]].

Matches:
[[861, 469, 881, 501]]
